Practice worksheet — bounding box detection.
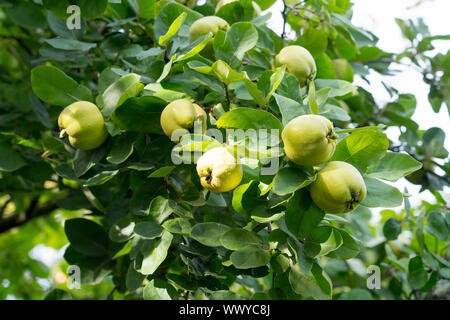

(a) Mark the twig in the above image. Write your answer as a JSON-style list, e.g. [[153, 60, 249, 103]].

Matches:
[[0, 199, 59, 234], [224, 83, 231, 110]]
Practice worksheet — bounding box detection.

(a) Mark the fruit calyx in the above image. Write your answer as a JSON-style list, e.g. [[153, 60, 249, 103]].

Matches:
[[327, 129, 338, 142], [205, 170, 213, 184], [347, 192, 361, 210]]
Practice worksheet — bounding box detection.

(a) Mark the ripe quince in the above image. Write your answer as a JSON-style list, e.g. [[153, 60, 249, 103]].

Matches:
[[333, 58, 354, 82], [196, 147, 243, 192], [275, 45, 316, 86], [160, 99, 207, 142], [282, 114, 337, 166], [58, 101, 108, 150], [310, 161, 367, 213]]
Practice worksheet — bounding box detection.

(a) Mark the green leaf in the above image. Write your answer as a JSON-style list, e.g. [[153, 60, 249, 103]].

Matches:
[[250, 206, 284, 223], [77, 0, 108, 19], [308, 80, 319, 114], [408, 256, 428, 289], [190, 222, 231, 247], [232, 181, 261, 215], [134, 222, 164, 239], [126, 264, 146, 292], [112, 96, 166, 133], [265, 66, 286, 103], [149, 196, 173, 224], [175, 33, 213, 62], [107, 132, 137, 164], [415, 208, 426, 255], [230, 245, 271, 269], [366, 152, 423, 181], [72, 148, 106, 177], [220, 228, 264, 250], [296, 28, 328, 57], [149, 166, 176, 178], [331, 130, 389, 171], [383, 217, 402, 240], [101, 74, 142, 117], [422, 127, 449, 159], [162, 218, 192, 236], [272, 167, 314, 196], [109, 216, 135, 243], [158, 12, 187, 46], [327, 230, 360, 259], [143, 280, 171, 300], [64, 218, 109, 257], [289, 263, 331, 300], [82, 170, 119, 187], [156, 55, 176, 83], [140, 231, 173, 275], [244, 76, 266, 107], [339, 288, 373, 300], [319, 103, 350, 121], [285, 190, 325, 239], [188, 60, 245, 85], [0, 143, 27, 172], [217, 108, 282, 131], [427, 211, 449, 241], [315, 79, 356, 98], [153, 2, 202, 40], [273, 93, 307, 126], [44, 38, 96, 51], [215, 22, 258, 68], [304, 227, 343, 258], [362, 178, 403, 208], [31, 66, 92, 107], [5, 2, 46, 29]]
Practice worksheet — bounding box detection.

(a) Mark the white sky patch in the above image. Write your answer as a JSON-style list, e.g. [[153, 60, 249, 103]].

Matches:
[[29, 244, 62, 267]]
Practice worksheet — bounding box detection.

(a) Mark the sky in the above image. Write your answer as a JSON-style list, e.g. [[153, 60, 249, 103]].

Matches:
[[30, 0, 450, 270]]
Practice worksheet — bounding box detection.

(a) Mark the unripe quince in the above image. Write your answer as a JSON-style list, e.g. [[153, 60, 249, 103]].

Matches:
[[58, 101, 108, 150], [310, 161, 367, 213], [189, 16, 230, 60], [160, 99, 207, 142], [196, 147, 243, 192], [215, 0, 261, 16], [275, 46, 316, 86], [332, 58, 354, 83], [282, 114, 337, 166]]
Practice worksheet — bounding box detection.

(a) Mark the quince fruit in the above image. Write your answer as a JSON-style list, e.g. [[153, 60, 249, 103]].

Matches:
[[58, 101, 108, 150], [310, 161, 367, 213], [160, 99, 207, 142], [275, 45, 316, 86], [282, 114, 337, 166], [196, 147, 243, 192], [333, 58, 354, 82]]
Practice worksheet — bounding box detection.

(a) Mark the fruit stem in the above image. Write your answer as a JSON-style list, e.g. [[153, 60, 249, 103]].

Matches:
[[59, 129, 67, 139]]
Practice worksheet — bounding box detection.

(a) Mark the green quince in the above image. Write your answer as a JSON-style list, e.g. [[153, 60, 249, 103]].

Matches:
[[58, 101, 108, 150], [282, 114, 337, 166], [310, 161, 367, 213]]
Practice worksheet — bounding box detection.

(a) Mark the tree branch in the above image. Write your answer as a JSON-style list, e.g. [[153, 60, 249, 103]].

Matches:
[[0, 200, 59, 234]]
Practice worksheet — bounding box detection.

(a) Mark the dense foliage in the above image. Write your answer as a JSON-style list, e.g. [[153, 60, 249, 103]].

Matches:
[[0, 0, 449, 300]]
